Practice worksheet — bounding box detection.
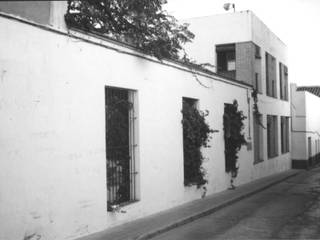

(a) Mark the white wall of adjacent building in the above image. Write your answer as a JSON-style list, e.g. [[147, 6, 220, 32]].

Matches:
[[291, 85, 307, 160], [0, 13, 261, 240], [291, 84, 320, 162]]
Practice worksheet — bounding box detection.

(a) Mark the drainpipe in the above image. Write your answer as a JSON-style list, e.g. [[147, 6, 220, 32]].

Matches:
[[247, 89, 251, 140]]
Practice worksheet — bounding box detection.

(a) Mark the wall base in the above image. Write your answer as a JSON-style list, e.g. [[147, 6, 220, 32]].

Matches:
[[292, 155, 320, 169], [292, 159, 309, 169], [309, 154, 320, 167]]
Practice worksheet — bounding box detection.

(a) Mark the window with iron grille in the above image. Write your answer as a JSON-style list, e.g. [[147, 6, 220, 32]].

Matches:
[[182, 97, 201, 186], [105, 86, 137, 211]]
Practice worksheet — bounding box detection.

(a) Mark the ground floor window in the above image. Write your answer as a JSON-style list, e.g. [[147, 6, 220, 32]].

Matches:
[[182, 97, 213, 187], [223, 101, 246, 176], [182, 97, 202, 186], [105, 86, 137, 210], [267, 115, 278, 158], [253, 114, 264, 163], [308, 137, 312, 159], [281, 116, 290, 153]]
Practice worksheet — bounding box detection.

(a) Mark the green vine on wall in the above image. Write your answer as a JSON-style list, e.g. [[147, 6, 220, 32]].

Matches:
[[251, 89, 266, 129], [182, 101, 216, 188], [223, 100, 247, 179]]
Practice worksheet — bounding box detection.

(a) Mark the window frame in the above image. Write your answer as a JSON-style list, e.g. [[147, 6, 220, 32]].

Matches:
[[267, 115, 279, 159], [265, 52, 277, 98], [280, 116, 290, 154], [253, 114, 264, 164], [216, 44, 236, 78], [105, 86, 138, 210]]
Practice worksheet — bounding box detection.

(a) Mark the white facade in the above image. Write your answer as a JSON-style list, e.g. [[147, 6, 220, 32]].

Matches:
[[184, 11, 287, 71], [185, 10, 291, 179], [0, 11, 255, 240], [0, 6, 291, 240], [291, 84, 320, 167]]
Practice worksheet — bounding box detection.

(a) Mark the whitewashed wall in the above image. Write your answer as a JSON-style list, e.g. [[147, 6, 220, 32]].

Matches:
[[291, 84, 308, 160], [306, 93, 320, 156], [183, 11, 252, 69], [0, 15, 257, 240], [291, 84, 320, 163]]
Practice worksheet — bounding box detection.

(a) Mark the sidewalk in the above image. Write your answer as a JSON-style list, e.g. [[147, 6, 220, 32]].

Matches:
[[77, 169, 301, 240]]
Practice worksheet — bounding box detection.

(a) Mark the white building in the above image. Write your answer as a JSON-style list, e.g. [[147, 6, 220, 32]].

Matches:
[[291, 84, 320, 168], [0, 3, 291, 240], [185, 10, 291, 179]]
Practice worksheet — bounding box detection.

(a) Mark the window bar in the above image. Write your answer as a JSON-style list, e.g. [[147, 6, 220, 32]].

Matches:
[[106, 87, 136, 209], [129, 91, 136, 201], [131, 94, 135, 201]]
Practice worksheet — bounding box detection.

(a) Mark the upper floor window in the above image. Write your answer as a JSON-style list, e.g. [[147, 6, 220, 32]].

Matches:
[[255, 44, 261, 59], [216, 44, 236, 79], [279, 62, 288, 101], [265, 52, 277, 98]]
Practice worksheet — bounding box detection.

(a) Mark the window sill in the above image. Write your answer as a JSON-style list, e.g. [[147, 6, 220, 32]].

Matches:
[[281, 151, 290, 155], [266, 94, 278, 99], [268, 154, 279, 160], [253, 159, 264, 165], [107, 200, 139, 212]]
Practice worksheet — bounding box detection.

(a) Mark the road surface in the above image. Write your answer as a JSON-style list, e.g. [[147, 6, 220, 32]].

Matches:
[[152, 168, 320, 240]]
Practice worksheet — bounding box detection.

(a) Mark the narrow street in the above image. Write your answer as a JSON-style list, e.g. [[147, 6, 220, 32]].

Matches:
[[152, 168, 320, 240]]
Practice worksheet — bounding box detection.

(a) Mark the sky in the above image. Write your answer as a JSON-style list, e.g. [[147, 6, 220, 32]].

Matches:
[[165, 0, 320, 86]]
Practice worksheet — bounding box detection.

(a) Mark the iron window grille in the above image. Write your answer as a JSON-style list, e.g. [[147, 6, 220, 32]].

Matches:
[[105, 86, 137, 211]]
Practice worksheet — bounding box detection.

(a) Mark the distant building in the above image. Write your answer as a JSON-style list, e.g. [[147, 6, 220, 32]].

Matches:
[[185, 10, 291, 177], [291, 84, 320, 168]]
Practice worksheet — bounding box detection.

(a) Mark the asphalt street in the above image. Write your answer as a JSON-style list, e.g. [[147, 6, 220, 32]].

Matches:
[[151, 167, 320, 240]]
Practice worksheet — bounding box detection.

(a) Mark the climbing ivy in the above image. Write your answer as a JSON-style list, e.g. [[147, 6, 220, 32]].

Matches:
[[182, 100, 215, 188], [223, 100, 247, 178], [252, 89, 266, 129]]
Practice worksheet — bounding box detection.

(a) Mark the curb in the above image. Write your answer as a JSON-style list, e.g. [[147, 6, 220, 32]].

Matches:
[[135, 171, 300, 240]]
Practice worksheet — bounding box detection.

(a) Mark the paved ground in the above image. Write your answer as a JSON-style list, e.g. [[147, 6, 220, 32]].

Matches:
[[77, 170, 300, 240], [152, 168, 320, 240]]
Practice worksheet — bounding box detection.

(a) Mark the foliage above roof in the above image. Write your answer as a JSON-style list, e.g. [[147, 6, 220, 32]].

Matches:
[[65, 0, 194, 60]]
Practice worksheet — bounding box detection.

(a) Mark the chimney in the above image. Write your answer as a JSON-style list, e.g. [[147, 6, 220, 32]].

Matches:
[[0, 1, 68, 31], [49, 1, 68, 31]]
